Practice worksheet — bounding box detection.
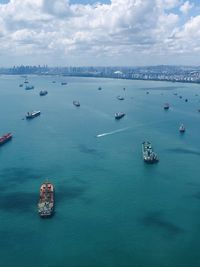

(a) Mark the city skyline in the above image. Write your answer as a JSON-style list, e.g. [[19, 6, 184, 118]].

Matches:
[[0, 0, 200, 66]]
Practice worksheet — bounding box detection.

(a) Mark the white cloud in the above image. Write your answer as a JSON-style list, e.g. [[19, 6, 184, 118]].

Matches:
[[0, 0, 199, 65], [180, 1, 193, 14]]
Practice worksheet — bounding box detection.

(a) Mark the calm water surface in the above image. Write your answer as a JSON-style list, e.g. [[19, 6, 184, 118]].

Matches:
[[0, 75, 200, 267]]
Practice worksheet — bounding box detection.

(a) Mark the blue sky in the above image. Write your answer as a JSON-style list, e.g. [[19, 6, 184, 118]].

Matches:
[[0, 0, 200, 66]]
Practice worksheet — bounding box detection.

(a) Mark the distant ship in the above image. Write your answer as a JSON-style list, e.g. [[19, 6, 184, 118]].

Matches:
[[98, 87, 102, 90], [19, 84, 23, 87], [73, 100, 80, 107], [52, 81, 56, 83], [39, 90, 48, 96], [117, 96, 124, 100], [185, 99, 188, 102], [179, 124, 185, 133], [38, 182, 54, 217], [24, 79, 29, 84], [0, 133, 12, 146], [61, 82, 67, 85], [142, 141, 159, 163], [163, 103, 169, 110], [25, 85, 34, 90], [26, 111, 41, 119], [115, 112, 125, 120]]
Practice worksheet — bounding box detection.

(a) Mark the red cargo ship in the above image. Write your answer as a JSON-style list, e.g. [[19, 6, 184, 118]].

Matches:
[[0, 133, 12, 146]]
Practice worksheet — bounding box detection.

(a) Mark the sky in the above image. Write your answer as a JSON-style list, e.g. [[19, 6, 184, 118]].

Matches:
[[0, 0, 200, 66]]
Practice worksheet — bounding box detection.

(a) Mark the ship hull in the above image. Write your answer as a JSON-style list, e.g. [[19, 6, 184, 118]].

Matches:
[[26, 111, 41, 119], [38, 182, 54, 218], [0, 133, 12, 146]]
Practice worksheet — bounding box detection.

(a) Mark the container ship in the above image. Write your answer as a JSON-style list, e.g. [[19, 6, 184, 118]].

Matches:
[[26, 111, 41, 119], [142, 141, 159, 163], [38, 182, 54, 217], [0, 133, 12, 146]]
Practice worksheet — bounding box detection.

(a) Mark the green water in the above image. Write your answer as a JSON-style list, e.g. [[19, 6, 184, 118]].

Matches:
[[0, 75, 200, 267]]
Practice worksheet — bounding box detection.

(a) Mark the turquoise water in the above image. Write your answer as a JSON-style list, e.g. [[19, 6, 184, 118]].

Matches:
[[1, 75, 200, 267]]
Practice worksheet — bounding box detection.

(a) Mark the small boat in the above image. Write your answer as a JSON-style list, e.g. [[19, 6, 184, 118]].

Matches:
[[98, 87, 102, 90], [26, 111, 41, 119], [163, 103, 169, 110], [179, 124, 185, 133], [38, 181, 54, 218], [0, 133, 12, 146], [115, 112, 125, 120], [24, 79, 29, 84], [185, 99, 188, 102], [179, 96, 182, 99], [52, 81, 56, 83], [25, 85, 34, 90], [146, 91, 149, 94], [123, 87, 126, 90], [142, 141, 159, 164], [19, 84, 23, 87], [198, 109, 200, 113], [39, 90, 48, 96], [61, 82, 67, 85], [117, 96, 124, 100], [73, 100, 80, 107]]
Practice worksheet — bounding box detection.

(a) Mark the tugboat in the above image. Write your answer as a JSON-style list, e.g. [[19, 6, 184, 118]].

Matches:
[[179, 124, 185, 133], [73, 100, 80, 107], [26, 111, 41, 119], [115, 112, 125, 120], [163, 103, 169, 110], [25, 85, 34, 90], [0, 133, 12, 146], [117, 96, 124, 100], [142, 141, 159, 163], [38, 181, 54, 218], [39, 90, 48, 96]]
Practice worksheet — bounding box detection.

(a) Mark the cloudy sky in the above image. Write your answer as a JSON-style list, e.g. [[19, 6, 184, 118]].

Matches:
[[0, 0, 199, 66]]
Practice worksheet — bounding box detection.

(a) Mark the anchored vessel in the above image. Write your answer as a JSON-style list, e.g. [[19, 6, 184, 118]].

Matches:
[[179, 124, 185, 133], [115, 112, 125, 120], [73, 100, 80, 107], [40, 90, 48, 96], [117, 96, 124, 100], [0, 133, 12, 146], [164, 103, 169, 110], [25, 85, 34, 90], [38, 182, 54, 217], [142, 141, 159, 163], [26, 111, 41, 119]]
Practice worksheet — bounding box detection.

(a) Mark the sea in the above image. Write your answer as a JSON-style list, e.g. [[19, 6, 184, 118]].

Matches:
[[0, 75, 200, 267]]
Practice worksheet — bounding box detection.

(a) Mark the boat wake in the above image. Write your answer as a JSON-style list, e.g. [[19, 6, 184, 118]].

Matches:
[[96, 127, 130, 138]]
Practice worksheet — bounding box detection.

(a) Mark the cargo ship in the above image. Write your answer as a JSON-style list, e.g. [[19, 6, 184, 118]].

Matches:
[[73, 100, 80, 107], [26, 111, 41, 119], [0, 133, 12, 146], [115, 112, 125, 120], [38, 182, 54, 217], [39, 90, 48, 96], [142, 141, 159, 163]]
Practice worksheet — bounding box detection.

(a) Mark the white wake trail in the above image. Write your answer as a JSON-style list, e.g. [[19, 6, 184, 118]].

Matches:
[[96, 127, 130, 138]]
